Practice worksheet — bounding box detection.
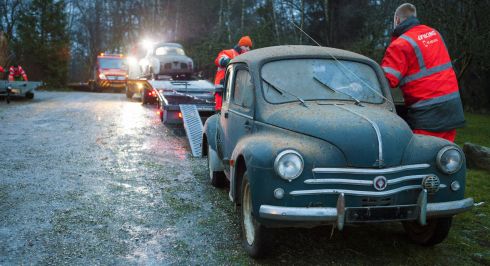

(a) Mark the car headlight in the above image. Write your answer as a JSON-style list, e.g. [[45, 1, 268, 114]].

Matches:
[[99, 73, 107, 80], [436, 146, 463, 174], [274, 150, 304, 182]]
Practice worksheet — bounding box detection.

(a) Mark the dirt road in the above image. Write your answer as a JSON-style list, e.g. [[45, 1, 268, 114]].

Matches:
[[0, 91, 482, 265]]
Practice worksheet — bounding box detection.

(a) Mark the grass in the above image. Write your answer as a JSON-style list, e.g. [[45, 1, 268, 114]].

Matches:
[[455, 112, 490, 148]]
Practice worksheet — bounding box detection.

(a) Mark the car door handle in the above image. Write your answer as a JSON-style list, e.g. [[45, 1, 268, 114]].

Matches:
[[245, 121, 252, 130]]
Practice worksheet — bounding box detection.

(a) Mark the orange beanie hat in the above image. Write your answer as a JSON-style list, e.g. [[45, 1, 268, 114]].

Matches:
[[238, 36, 253, 47]]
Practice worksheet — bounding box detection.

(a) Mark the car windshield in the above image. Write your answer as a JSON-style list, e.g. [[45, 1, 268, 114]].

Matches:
[[155, 46, 185, 56], [261, 59, 384, 104], [99, 58, 126, 69]]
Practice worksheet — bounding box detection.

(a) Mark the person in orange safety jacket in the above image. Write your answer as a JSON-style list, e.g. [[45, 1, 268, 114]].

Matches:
[[213, 36, 252, 112], [382, 3, 465, 142], [9, 64, 28, 82]]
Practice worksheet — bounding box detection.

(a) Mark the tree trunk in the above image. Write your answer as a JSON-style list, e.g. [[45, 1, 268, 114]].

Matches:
[[324, 0, 329, 46], [272, 0, 279, 43], [300, 0, 304, 45], [227, 0, 231, 43], [241, 0, 245, 31], [175, 0, 180, 41], [219, 0, 223, 30]]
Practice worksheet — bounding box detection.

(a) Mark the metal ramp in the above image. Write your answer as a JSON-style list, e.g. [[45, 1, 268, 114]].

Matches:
[[179, 104, 204, 157]]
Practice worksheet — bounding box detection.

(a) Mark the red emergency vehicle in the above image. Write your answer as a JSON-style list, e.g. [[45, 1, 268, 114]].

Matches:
[[89, 53, 127, 93]]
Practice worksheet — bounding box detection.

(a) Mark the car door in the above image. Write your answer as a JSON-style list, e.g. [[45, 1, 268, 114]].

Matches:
[[217, 66, 235, 172], [224, 65, 254, 166]]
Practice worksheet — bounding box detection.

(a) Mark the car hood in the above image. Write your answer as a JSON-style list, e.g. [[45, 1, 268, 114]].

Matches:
[[264, 104, 413, 167], [99, 69, 126, 75], [155, 55, 190, 62]]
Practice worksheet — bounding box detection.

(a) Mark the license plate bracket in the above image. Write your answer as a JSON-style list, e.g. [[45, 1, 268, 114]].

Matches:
[[345, 205, 420, 223]]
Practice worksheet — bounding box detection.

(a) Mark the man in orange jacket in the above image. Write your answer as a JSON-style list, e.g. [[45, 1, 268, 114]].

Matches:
[[382, 3, 465, 142], [9, 64, 28, 82], [213, 36, 252, 113]]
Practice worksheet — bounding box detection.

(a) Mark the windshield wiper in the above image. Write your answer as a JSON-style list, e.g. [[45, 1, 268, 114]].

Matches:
[[262, 78, 308, 107], [314, 77, 364, 107]]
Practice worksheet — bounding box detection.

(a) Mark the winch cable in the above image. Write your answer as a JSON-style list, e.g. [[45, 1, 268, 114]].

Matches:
[[287, 19, 394, 105]]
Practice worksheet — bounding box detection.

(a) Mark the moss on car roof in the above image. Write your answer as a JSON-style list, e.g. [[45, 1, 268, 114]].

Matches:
[[233, 45, 373, 63]]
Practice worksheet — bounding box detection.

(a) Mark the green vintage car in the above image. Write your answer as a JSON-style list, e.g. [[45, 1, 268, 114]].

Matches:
[[201, 45, 473, 258]]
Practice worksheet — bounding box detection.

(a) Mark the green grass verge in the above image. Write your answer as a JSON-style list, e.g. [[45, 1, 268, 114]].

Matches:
[[455, 112, 490, 148]]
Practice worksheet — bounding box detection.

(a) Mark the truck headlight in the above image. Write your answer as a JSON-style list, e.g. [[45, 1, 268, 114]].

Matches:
[[274, 150, 304, 182], [436, 146, 463, 174], [99, 73, 107, 80]]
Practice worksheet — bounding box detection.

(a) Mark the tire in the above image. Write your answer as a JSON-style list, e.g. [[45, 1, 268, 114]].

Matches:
[[126, 84, 134, 99], [241, 171, 274, 258], [207, 144, 226, 187], [141, 89, 148, 104], [150, 68, 156, 80], [25, 92, 34, 99], [402, 217, 453, 246]]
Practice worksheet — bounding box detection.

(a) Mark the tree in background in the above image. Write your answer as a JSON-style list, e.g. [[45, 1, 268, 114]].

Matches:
[[13, 0, 70, 88]]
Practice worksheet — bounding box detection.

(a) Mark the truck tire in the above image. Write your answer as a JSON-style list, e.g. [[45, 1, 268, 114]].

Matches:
[[25, 92, 34, 99], [402, 217, 452, 246], [241, 171, 275, 258], [126, 84, 134, 99]]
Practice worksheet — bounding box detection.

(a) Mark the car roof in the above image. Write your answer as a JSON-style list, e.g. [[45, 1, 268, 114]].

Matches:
[[153, 43, 183, 48], [233, 45, 374, 64]]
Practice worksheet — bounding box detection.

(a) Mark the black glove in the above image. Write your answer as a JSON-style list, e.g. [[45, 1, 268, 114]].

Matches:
[[3, 69, 8, 73]]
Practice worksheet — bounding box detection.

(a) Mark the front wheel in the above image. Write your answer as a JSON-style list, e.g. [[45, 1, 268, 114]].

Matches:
[[126, 84, 134, 99], [241, 171, 274, 258], [207, 144, 226, 187], [402, 217, 452, 246], [25, 92, 34, 99]]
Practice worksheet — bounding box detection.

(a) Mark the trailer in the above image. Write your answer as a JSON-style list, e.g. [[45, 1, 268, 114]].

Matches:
[[0, 80, 43, 104]]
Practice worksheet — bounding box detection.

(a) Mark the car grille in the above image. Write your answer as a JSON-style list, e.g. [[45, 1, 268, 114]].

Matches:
[[107, 76, 125, 80], [180, 63, 188, 69], [290, 164, 442, 203], [164, 63, 171, 69]]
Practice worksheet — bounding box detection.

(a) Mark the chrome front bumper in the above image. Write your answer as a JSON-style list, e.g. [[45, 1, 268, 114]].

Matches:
[[259, 192, 473, 230]]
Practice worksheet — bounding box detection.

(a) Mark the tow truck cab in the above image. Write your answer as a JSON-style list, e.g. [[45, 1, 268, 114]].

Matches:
[[92, 53, 127, 93]]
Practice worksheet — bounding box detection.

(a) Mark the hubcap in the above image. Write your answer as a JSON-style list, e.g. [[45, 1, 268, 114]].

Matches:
[[243, 182, 255, 245]]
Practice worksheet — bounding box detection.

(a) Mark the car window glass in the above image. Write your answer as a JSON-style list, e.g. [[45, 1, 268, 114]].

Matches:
[[391, 87, 405, 103], [99, 58, 126, 69], [262, 59, 383, 104], [225, 68, 234, 102], [155, 47, 185, 56], [233, 70, 253, 108]]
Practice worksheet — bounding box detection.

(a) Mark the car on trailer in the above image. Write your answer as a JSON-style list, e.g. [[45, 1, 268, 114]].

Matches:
[[139, 42, 193, 80], [201, 45, 473, 258]]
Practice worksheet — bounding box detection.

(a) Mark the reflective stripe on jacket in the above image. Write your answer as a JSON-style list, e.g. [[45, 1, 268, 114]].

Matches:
[[382, 17, 465, 133], [213, 45, 246, 110], [9, 66, 28, 82]]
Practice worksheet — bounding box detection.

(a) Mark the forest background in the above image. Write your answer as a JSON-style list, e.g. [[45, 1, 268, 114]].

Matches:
[[0, 0, 489, 111]]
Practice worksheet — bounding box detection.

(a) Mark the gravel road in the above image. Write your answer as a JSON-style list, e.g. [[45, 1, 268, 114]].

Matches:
[[0, 91, 471, 265]]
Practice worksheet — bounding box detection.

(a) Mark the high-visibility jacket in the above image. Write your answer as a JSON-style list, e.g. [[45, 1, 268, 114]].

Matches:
[[213, 45, 246, 110], [382, 16, 465, 133], [9, 66, 28, 81]]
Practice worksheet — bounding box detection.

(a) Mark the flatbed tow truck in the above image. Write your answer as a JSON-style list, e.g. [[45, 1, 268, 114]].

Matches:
[[0, 80, 43, 103], [133, 77, 215, 157]]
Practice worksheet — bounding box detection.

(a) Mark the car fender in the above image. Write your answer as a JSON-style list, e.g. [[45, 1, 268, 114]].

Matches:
[[229, 127, 347, 203], [202, 114, 224, 172], [150, 57, 160, 74]]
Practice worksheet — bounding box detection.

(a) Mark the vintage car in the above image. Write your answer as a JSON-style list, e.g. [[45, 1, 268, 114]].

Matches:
[[139, 42, 193, 80], [201, 45, 474, 258]]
